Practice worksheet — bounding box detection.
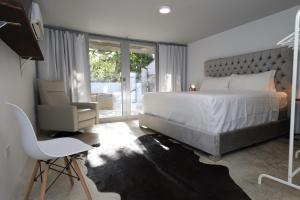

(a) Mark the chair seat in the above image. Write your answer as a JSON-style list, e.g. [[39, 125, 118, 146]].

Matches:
[[38, 137, 93, 159], [78, 108, 97, 121]]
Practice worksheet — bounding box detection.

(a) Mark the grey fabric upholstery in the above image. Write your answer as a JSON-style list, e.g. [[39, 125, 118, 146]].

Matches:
[[139, 113, 289, 157], [139, 114, 220, 155], [204, 47, 293, 113]]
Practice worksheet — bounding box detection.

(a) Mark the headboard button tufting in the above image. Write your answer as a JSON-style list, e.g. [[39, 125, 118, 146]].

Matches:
[[204, 47, 292, 105]]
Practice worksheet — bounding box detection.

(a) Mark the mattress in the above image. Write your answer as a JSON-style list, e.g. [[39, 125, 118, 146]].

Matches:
[[142, 91, 287, 135]]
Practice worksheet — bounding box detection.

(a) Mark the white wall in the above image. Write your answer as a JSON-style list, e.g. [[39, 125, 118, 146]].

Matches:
[[187, 5, 300, 86], [0, 40, 36, 200]]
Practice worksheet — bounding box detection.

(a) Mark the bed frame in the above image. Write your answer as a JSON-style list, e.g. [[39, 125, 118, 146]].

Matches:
[[139, 47, 293, 159]]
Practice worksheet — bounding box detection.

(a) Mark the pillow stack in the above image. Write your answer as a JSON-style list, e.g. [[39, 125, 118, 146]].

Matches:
[[200, 70, 276, 92]]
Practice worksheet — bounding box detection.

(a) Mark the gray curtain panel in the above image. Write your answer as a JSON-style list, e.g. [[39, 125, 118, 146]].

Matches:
[[37, 28, 91, 102], [158, 44, 187, 92]]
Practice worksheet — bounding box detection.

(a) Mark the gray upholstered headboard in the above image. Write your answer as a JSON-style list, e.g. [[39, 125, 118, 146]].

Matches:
[[204, 47, 293, 104]]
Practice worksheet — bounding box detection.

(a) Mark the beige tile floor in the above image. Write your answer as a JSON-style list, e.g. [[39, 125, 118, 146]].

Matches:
[[13, 120, 300, 200]]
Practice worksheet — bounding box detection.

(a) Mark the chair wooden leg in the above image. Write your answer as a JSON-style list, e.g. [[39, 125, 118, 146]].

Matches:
[[39, 162, 49, 200], [24, 160, 40, 200], [64, 157, 74, 186], [72, 158, 92, 200]]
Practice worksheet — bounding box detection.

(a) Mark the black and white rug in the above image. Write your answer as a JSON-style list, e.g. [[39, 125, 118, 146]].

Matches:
[[86, 133, 250, 200]]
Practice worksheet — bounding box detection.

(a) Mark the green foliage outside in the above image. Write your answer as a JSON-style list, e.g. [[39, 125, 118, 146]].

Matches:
[[89, 49, 121, 82], [129, 52, 153, 74], [89, 49, 154, 82]]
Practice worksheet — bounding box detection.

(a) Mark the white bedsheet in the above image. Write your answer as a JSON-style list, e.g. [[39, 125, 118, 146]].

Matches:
[[142, 90, 287, 135]]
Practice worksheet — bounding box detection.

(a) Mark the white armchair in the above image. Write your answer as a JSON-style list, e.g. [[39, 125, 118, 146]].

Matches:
[[37, 80, 99, 132]]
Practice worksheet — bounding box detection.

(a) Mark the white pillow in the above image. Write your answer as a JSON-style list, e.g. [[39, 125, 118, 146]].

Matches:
[[200, 76, 230, 91], [229, 70, 276, 91]]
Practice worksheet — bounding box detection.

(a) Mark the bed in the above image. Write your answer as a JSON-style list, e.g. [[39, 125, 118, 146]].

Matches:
[[139, 47, 293, 159]]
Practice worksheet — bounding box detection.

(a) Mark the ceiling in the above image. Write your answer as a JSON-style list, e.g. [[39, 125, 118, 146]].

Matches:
[[89, 39, 155, 54], [35, 0, 300, 44]]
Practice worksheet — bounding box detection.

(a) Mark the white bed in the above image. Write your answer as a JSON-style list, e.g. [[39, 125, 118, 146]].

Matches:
[[139, 47, 292, 159], [142, 91, 287, 135]]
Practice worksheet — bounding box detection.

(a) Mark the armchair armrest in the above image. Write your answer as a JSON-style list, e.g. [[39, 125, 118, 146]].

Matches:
[[72, 102, 99, 110], [72, 102, 99, 123], [37, 105, 78, 132]]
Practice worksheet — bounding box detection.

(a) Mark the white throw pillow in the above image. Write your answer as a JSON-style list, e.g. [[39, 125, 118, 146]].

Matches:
[[229, 70, 276, 91], [200, 76, 230, 91]]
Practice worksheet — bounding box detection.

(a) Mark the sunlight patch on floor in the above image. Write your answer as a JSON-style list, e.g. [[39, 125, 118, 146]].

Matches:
[[87, 121, 147, 167]]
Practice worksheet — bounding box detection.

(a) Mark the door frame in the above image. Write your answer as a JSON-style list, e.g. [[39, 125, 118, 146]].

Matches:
[[87, 35, 158, 122]]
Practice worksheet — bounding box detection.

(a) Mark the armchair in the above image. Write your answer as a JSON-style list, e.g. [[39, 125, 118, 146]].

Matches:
[[37, 80, 99, 132]]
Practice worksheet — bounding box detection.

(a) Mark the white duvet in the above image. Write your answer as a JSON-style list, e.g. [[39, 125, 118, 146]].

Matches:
[[142, 90, 287, 135]]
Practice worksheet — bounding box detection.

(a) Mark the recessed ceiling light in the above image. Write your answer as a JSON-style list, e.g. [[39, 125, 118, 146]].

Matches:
[[159, 6, 171, 14]]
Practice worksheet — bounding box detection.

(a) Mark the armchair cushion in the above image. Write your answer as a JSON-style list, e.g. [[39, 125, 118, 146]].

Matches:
[[47, 91, 69, 106], [38, 80, 70, 106]]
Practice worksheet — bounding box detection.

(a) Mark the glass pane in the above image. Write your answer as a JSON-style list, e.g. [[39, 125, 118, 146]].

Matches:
[[89, 39, 122, 119], [129, 44, 156, 115]]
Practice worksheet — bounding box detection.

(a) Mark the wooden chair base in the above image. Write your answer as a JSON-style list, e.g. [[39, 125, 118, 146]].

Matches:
[[72, 158, 93, 200], [24, 157, 92, 200], [39, 163, 49, 200], [24, 161, 40, 200], [64, 157, 74, 186]]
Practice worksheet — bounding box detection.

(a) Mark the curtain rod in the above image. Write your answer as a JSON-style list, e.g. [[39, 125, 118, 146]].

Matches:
[[44, 25, 187, 47]]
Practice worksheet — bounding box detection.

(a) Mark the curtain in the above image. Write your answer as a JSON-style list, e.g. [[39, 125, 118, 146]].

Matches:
[[158, 44, 187, 92], [37, 28, 91, 102]]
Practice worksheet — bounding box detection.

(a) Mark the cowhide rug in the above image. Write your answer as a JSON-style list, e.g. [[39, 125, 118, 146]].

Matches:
[[86, 133, 250, 200]]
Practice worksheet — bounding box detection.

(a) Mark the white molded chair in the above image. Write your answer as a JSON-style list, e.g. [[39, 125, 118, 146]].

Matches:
[[7, 103, 93, 200]]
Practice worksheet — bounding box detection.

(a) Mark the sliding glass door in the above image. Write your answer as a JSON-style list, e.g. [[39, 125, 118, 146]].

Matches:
[[89, 39, 123, 119], [129, 43, 156, 115], [88, 36, 157, 121]]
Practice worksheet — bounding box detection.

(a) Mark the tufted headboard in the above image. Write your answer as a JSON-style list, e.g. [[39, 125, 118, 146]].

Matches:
[[204, 47, 293, 114]]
